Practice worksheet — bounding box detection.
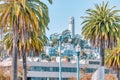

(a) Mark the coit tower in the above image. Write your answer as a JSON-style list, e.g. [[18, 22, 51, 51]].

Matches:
[[69, 17, 75, 38]]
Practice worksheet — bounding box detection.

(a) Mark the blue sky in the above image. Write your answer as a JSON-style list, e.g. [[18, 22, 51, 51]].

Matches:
[[44, 0, 120, 37]]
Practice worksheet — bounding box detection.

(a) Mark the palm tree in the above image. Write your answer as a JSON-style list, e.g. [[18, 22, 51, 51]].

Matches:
[[0, 0, 51, 80], [105, 47, 120, 79], [81, 2, 120, 79], [20, 32, 47, 80], [2, 30, 48, 80]]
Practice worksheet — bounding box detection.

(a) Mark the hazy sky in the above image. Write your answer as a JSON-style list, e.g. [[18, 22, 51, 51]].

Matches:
[[44, 0, 120, 37]]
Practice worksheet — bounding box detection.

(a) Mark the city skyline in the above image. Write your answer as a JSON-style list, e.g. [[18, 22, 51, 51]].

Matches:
[[44, 0, 120, 37]]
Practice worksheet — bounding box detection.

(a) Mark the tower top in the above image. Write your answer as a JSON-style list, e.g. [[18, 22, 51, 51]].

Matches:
[[69, 17, 74, 24], [69, 16, 74, 19]]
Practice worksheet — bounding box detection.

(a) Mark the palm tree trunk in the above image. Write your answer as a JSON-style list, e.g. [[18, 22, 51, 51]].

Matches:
[[12, 27, 18, 80], [22, 51, 27, 80], [32, 51, 34, 61], [117, 68, 120, 80], [99, 40, 105, 80], [100, 46, 105, 66], [100, 38, 105, 66]]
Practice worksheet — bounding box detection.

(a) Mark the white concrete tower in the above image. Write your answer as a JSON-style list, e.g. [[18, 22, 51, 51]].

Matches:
[[69, 17, 75, 38]]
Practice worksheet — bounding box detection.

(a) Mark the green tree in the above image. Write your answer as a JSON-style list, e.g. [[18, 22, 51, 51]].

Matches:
[[49, 30, 71, 47], [71, 34, 81, 46], [50, 33, 59, 47], [105, 46, 120, 79], [71, 34, 88, 49], [81, 2, 120, 79], [0, 0, 51, 80], [50, 31, 87, 48], [61, 29, 71, 43]]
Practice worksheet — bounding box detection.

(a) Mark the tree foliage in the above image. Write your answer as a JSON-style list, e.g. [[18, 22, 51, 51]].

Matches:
[[82, 2, 120, 48]]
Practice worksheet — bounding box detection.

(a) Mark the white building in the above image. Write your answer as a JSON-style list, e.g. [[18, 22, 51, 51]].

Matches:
[[27, 60, 111, 80]]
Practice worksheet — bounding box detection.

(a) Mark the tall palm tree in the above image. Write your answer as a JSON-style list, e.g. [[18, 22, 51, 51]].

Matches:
[[81, 2, 120, 79], [0, 0, 51, 80], [105, 46, 120, 79], [2, 31, 48, 80]]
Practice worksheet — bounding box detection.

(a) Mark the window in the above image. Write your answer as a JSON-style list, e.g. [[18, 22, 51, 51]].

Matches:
[[105, 69, 110, 74], [30, 66, 77, 72], [62, 67, 76, 72], [86, 68, 96, 73], [53, 67, 59, 72], [30, 77, 69, 80], [31, 77, 47, 80], [89, 61, 100, 65]]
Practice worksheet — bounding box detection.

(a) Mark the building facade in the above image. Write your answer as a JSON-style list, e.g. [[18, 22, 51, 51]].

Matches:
[[27, 60, 110, 80]]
